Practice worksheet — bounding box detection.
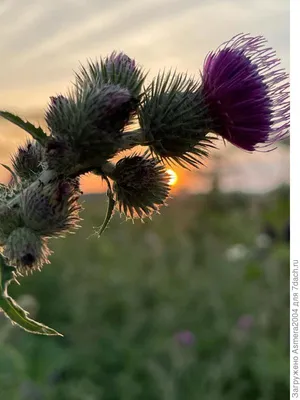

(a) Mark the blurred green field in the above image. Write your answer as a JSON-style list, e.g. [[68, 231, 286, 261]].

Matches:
[[0, 185, 289, 400]]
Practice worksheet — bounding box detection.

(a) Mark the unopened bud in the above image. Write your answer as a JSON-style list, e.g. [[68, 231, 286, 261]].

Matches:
[[44, 85, 134, 164], [3, 227, 51, 274], [20, 179, 82, 237], [139, 73, 213, 168], [92, 84, 134, 133], [76, 51, 145, 101], [112, 155, 170, 219]]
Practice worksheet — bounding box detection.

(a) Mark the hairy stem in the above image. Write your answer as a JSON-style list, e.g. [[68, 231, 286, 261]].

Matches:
[[6, 129, 144, 209]]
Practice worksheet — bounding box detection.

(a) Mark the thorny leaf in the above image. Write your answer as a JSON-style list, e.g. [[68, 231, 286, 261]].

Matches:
[[0, 254, 62, 336], [0, 111, 48, 145]]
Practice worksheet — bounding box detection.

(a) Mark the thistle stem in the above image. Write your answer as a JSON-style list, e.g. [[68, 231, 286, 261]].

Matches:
[[5, 128, 145, 210]]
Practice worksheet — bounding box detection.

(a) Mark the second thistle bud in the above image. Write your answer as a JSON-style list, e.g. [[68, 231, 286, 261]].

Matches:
[[75, 51, 146, 102], [3, 227, 51, 274], [96, 84, 134, 131], [44, 85, 135, 166], [112, 155, 170, 219], [20, 179, 82, 238]]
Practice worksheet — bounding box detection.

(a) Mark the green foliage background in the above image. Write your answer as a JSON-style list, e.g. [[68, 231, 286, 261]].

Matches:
[[0, 185, 289, 400]]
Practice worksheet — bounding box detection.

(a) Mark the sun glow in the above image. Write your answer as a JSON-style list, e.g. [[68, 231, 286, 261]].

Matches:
[[166, 169, 178, 186]]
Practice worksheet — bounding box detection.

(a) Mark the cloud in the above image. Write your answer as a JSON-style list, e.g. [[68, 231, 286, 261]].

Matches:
[[0, 0, 289, 96], [0, 0, 289, 189]]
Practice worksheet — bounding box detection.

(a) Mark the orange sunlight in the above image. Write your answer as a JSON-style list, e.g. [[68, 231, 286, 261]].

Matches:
[[166, 169, 178, 186]]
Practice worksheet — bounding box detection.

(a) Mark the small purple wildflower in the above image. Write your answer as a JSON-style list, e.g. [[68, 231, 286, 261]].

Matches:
[[201, 33, 289, 151], [236, 314, 254, 331], [174, 330, 196, 346]]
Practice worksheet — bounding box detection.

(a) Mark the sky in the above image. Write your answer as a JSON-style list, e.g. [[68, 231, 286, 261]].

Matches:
[[0, 0, 290, 193]]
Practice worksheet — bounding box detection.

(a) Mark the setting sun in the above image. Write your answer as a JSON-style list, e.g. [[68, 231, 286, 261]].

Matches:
[[166, 169, 178, 186]]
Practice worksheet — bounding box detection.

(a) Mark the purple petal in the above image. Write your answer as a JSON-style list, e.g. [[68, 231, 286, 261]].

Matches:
[[201, 33, 289, 151]]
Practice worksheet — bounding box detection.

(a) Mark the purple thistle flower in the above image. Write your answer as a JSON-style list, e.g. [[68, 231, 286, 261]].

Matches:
[[201, 33, 289, 151], [174, 330, 196, 346]]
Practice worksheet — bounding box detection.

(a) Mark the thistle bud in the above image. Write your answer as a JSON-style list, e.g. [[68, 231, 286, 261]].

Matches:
[[45, 85, 134, 164], [92, 84, 134, 133], [138, 71, 214, 168], [75, 52, 146, 101], [3, 227, 51, 274], [20, 179, 82, 237], [104, 52, 145, 99], [112, 155, 170, 220], [11, 140, 44, 181]]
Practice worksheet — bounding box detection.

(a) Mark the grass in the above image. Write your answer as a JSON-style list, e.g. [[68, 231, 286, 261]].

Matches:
[[0, 185, 289, 400]]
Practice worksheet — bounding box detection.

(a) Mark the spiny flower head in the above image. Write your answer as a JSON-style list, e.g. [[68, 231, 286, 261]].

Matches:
[[138, 70, 214, 169], [11, 140, 44, 181], [20, 179, 82, 238], [45, 85, 133, 164], [3, 227, 51, 274], [112, 155, 170, 220], [201, 33, 289, 151], [90, 84, 134, 133], [75, 52, 146, 100]]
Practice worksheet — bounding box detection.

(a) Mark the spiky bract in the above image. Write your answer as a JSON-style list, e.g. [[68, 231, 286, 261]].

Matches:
[[138, 70, 214, 168], [3, 227, 51, 274], [112, 155, 170, 220], [201, 33, 290, 151], [20, 179, 82, 237]]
